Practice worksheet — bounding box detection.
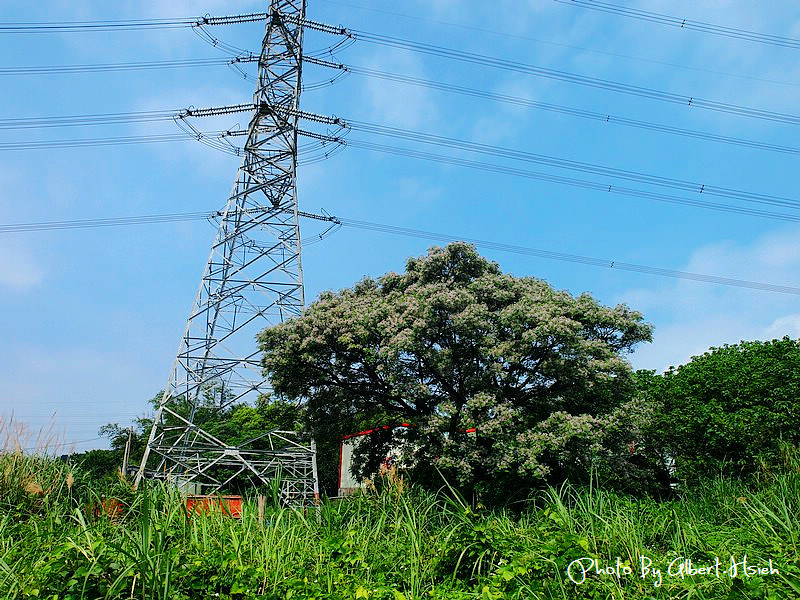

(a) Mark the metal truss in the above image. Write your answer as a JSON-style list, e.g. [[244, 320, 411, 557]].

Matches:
[[135, 0, 318, 501], [139, 411, 318, 505]]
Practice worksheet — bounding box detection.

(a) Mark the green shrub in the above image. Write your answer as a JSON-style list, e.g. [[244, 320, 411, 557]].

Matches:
[[646, 338, 800, 485]]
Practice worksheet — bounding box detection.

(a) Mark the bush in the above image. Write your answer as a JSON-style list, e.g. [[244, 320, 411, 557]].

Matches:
[[647, 337, 800, 485]]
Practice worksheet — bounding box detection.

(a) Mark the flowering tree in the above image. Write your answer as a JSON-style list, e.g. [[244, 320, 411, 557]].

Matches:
[[260, 243, 655, 497]]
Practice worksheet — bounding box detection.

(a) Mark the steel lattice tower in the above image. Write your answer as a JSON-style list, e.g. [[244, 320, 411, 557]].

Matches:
[[135, 0, 318, 501]]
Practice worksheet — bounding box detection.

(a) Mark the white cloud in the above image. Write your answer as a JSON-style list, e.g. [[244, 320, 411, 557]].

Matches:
[[393, 176, 443, 209], [361, 49, 438, 129], [468, 76, 543, 146], [0, 241, 45, 292], [766, 314, 800, 338], [622, 225, 800, 372]]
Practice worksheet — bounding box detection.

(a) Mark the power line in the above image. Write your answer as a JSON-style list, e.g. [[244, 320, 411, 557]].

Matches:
[[554, 0, 800, 50], [9, 4, 799, 89], [0, 121, 255, 151], [306, 57, 800, 156], [338, 28, 800, 126], [18, 437, 105, 452], [317, 0, 800, 89], [332, 120, 800, 212], [0, 57, 247, 75], [8, 101, 796, 215], [4, 66, 800, 157], [0, 212, 210, 233], [0, 18, 196, 32], [196, 105, 800, 218], [337, 137, 800, 223], [7, 10, 800, 128], [0, 109, 177, 130], [0, 13, 269, 33], [4, 121, 796, 223], [1, 210, 798, 296], [6, 21, 800, 129], [0, 106, 251, 132], [336, 218, 800, 296], [0, 131, 235, 151]]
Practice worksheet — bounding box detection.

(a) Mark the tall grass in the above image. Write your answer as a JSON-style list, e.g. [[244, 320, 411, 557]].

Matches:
[[0, 417, 75, 518], [1, 437, 799, 598]]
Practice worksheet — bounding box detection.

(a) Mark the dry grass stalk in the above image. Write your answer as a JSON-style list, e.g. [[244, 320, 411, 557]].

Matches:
[[24, 480, 44, 496], [0, 414, 67, 456], [1, 416, 75, 506], [377, 463, 405, 495]]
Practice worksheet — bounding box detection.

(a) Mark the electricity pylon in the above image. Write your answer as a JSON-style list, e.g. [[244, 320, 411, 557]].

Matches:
[[135, 0, 319, 502]]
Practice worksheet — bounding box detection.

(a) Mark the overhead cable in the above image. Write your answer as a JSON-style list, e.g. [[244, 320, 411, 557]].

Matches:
[[305, 57, 800, 156], [7, 20, 800, 129], [2, 210, 798, 296], [307, 118, 800, 212], [336, 217, 800, 296], [19, 437, 105, 452], [0, 131, 236, 151], [0, 13, 268, 33], [0, 212, 210, 233], [317, 0, 800, 88], [0, 57, 244, 75], [337, 28, 800, 126], [4, 121, 796, 221], [3, 65, 800, 156], [163, 103, 800, 215], [332, 137, 800, 223], [0, 109, 177, 130], [554, 0, 800, 50], [0, 18, 196, 32]]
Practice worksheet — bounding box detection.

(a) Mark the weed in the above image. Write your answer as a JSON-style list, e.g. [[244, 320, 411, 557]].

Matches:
[[1, 432, 799, 598]]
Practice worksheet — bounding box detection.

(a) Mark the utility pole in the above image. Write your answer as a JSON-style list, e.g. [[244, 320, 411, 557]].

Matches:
[[135, 0, 318, 503], [121, 428, 132, 479]]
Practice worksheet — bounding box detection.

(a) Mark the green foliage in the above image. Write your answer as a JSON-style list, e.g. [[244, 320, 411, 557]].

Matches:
[[3, 449, 800, 599], [202, 396, 304, 450], [69, 449, 123, 485], [260, 243, 655, 498], [645, 337, 800, 485]]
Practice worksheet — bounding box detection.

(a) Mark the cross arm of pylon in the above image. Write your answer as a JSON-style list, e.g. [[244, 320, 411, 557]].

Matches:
[[291, 107, 347, 127], [299, 129, 346, 144], [198, 9, 352, 38], [196, 12, 270, 27], [181, 103, 348, 128], [303, 55, 347, 70], [296, 209, 341, 225], [209, 206, 340, 225], [289, 15, 353, 37], [181, 103, 256, 118]]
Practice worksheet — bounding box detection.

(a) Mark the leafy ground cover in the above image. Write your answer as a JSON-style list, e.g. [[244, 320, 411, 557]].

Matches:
[[1, 450, 799, 600]]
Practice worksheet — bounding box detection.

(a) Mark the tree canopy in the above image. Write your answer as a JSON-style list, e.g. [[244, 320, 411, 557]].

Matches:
[[646, 337, 800, 484], [260, 243, 654, 497]]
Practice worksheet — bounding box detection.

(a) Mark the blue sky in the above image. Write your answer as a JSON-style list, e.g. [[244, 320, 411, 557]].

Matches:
[[1, 0, 799, 453]]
